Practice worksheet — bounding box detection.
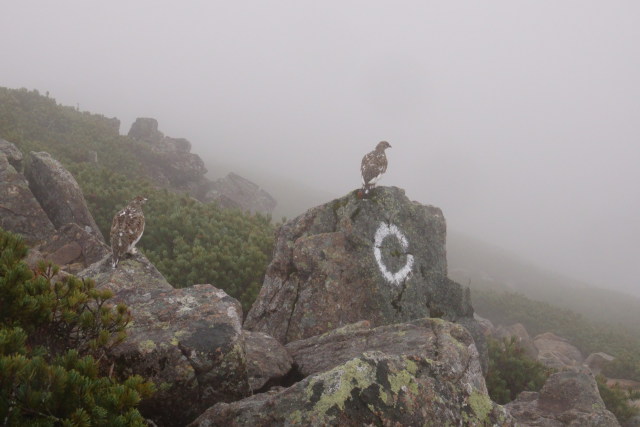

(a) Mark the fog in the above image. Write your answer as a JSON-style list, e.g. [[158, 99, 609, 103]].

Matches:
[[2, 2, 639, 294]]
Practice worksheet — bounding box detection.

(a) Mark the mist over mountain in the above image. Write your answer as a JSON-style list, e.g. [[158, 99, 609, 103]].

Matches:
[[1, 2, 638, 297]]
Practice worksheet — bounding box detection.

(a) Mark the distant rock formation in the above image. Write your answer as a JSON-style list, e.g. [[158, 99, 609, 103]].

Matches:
[[204, 172, 277, 214], [506, 368, 619, 426], [244, 186, 485, 367], [190, 318, 512, 426], [79, 253, 251, 427], [127, 118, 277, 214], [25, 151, 103, 241]]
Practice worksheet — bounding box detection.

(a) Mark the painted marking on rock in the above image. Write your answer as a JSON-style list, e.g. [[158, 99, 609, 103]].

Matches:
[[374, 222, 414, 286]]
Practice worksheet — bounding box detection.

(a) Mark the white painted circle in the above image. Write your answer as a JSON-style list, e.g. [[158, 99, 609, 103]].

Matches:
[[373, 222, 414, 286]]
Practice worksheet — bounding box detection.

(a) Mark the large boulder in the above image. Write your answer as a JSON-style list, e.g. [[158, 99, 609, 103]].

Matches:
[[190, 318, 513, 426], [0, 146, 56, 243], [25, 151, 103, 241], [244, 186, 481, 353], [203, 172, 277, 214], [534, 332, 584, 369], [78, 253, 250, 427], [506, 367, 619, 426]]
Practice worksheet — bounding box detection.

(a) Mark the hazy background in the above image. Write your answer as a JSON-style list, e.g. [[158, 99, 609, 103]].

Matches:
[[2, 1, 639, 295]]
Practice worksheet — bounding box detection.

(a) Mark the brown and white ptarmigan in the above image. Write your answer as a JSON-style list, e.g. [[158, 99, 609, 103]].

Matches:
[[110, 195, 147, 268], [361, 140, 391, 196]]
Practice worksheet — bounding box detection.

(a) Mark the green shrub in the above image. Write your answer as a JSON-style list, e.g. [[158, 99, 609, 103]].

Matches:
[[596, 375, 640, 423], [0, 228, 154, 425], [72, 165, 274, 313], [473, 288, 640, 381], [485, 336, 551, 404]]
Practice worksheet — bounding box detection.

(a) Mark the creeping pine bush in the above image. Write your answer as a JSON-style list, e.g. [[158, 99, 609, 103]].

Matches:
[[0, 227, 154, 426], [485, 336, 551, 404]]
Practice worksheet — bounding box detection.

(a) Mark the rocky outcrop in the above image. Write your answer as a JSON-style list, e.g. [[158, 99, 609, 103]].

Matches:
[[127, 118, 277, 213], [127, 118, 208, 193], [244, 186, 483, 362], [0, 143, 56, 243], [190, 318, 513, 426], [25, 151, 103, 241], [204, 172, 277, 214], [128, 117, 164, 144], [78, 253, 250, 427], [244, 331, 293, 392], [495, 323, 538, 360], [506, 368, 619, 426], [534, 332, 584, 369]]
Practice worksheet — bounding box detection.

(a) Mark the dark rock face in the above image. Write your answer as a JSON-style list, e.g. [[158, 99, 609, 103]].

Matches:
[[244, 331, 293, 391], [0, 147, 56, 243], [506, 368, 619, 426], [189, 318, 513, 427], [245, 187, 479, 349], [25, 151, 103, 241], [79, 254, 250, 427], [203, 172, 277, 214]]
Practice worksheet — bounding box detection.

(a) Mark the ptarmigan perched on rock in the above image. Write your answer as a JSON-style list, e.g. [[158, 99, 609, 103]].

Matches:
[[360, 141, 391, 196], [110, 195, 147, 268]]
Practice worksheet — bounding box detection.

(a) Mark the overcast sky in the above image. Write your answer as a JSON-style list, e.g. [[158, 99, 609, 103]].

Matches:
[[2, 1, 639, 294]]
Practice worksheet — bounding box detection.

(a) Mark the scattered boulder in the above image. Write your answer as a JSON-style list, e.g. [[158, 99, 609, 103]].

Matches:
[[0, 148, 56, 243], [495, 323, 538, 360], [78, 253, 250, 427], [25, 151, 103, 241], [244, 187, 483, 364], [506, 367, 619, 426], [534, 332, 584, 369], [203, 172, 277, 214], [585, 352, 615, 376], [26, 223, 111, 274], [244, 331, 293, 392], [190, 318, 513, 426]]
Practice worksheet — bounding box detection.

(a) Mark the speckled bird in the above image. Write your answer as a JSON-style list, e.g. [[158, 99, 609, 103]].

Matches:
[[110, 195, 147, 268], [361, 141, 391, 195]]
